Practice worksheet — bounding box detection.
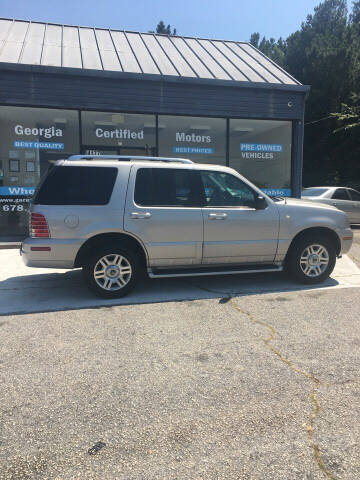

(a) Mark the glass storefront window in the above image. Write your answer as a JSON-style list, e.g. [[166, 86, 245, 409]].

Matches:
[[158, 115, 226, 166], [0, 106, 79, 238], [229, 119, 292, 196], [0, 107, 295, 239], [81, 111, 156, 156]]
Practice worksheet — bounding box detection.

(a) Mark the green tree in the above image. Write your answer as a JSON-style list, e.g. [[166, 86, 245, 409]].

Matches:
[[249, 0, 360, 189], [155, 20, 177, 36], [332, 93, 360, 132], [249, 32, 260, 48]]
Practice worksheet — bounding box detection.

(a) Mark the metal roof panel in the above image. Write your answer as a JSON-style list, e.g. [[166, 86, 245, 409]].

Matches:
[[20, 40, 43, 65], [224, 42, 282, 83], [62, 45, 82, 68], [141, 34, 178, 76], [197, 39, 248, 81], [110, 30, 141, 73], [62, 26, 80, 48], [0, 41, 23, 63], [95, 29, 115, 51], [170, 36, 214, 79], [155, 35, 196, 77], [41, 44, 62, 67], [183, 38, 231, 80], [99, 49, 122, 71], [0, 19, 13, 41], [238, 43, 298, 85], [26, 22, 45, 42], [0, 18, 302, 87], [125, 32, 160, 74], [6, 20, 28, 43], [44, 24, 62, 46]]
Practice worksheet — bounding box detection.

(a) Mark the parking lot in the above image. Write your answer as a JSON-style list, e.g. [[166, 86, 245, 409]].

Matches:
[[0, 231, 360, 479]]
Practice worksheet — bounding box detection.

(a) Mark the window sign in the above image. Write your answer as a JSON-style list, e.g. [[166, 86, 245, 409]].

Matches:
[[81, 111, 156, 155], [0, 106, 79, 238], [229, 119, 292, 196], [159, 115, 226, 166]]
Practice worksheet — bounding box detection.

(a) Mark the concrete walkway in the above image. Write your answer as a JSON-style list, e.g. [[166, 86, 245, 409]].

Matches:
[[1, 249, 360, 316]]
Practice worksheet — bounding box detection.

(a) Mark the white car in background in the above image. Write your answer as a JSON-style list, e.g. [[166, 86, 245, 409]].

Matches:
[[302, 187, 360, 224]]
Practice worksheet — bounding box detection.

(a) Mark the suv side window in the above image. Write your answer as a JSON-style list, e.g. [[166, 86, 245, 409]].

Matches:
[[200, 171, 257, 208], [134, 168, 199, 207], [332, 188, 350, 200], [349, 189, 360, 201]]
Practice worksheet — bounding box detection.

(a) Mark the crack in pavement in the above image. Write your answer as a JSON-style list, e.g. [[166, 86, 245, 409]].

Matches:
[[185, 280, 358, 479], [228, 298, 338, 479]]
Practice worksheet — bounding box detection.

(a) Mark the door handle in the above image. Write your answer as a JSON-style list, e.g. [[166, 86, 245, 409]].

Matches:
[[332, 202, 338, 207], [208, 213, 227, 220], [130, 212, 151, 219]]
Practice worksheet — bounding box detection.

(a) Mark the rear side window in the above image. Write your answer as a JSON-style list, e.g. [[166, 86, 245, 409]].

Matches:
[[332, 188, 350, 200], [134, 168, 199, 207], [34, 166, 118, 205], [302, 188, 329, 197], [349, 189, 360, 201]]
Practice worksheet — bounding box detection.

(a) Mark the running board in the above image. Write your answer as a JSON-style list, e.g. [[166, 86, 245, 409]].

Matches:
[[148, 264, 283, 279]]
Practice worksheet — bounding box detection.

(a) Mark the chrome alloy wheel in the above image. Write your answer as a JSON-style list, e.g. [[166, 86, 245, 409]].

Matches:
[[93, 254, 132, 291], [300, 244, 329, 278]]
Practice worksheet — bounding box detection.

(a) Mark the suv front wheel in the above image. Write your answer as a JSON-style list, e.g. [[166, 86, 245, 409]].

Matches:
[[83, 246, 139, 298], [287, 235, 336, 284]]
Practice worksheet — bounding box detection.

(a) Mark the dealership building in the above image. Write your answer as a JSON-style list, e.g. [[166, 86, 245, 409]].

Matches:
[[0, 18, 309, 239]]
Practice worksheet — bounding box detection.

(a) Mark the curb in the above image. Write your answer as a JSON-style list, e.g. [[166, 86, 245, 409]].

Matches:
[[0, 243, 21, 250]]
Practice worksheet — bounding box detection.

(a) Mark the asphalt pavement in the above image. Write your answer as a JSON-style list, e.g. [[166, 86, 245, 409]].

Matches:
[[0, 234, 359, 479]]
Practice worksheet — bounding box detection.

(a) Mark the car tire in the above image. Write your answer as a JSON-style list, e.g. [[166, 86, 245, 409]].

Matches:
[[83, 245, 139, 298], [286, 235, 336, 284]]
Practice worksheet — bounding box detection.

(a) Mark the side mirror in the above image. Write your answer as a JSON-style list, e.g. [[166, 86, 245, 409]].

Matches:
[[255, 195, 267, 210]]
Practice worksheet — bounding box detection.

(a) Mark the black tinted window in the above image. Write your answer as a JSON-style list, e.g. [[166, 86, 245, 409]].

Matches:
[[200, 171, 257, 208], [135, 168, 198, 207], [34, 166, 117, 205], [332, 188, 349, 200], [349, 189, 360, 201]]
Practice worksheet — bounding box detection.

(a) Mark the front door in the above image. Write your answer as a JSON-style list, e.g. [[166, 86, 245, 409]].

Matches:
[[348, 189, 360, 223], [329, 188, 354, 221], [199, 170, 279, 265], [124, 165, 203, 267]]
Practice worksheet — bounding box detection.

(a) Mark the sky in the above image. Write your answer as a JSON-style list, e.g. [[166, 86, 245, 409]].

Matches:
[[0, 0, 354, 41]]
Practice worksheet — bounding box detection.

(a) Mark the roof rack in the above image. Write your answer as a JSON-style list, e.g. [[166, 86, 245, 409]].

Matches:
[[67, 155, 193, 164]]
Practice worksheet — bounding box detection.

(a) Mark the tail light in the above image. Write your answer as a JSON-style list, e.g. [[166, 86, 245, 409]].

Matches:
[[30, 213, 50, 238]]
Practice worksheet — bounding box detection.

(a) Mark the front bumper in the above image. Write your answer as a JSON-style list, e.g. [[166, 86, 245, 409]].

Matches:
[[21, 237, 82, 269], [339, 227, 353, 255]]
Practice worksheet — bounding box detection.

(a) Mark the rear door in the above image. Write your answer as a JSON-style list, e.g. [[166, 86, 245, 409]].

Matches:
[[199, 170, 279, 265], [32, 165, 121, 238], [124, 166, 203, 267], [330, 188, 353, 220], [348, 189, 360, 223]]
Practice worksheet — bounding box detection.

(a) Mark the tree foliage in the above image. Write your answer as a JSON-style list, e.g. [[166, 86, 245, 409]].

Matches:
[[250, 0, 360, 189], [332, 93, 360, 132], [155, 20, 177, 36]]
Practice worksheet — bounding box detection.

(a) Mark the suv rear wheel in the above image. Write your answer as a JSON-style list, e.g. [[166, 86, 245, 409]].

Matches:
[[287, 235, 336, 284], [83, 246, 139, 298]]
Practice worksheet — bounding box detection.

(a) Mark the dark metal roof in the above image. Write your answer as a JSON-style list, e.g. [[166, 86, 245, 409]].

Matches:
[[0, 18, 301, 86]]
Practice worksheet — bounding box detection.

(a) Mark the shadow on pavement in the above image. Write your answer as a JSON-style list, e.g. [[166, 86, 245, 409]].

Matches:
[[0, 267, 340, 316]]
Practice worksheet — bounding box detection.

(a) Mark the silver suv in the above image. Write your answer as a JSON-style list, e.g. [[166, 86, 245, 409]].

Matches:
[[21, 155, 353, 298]]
